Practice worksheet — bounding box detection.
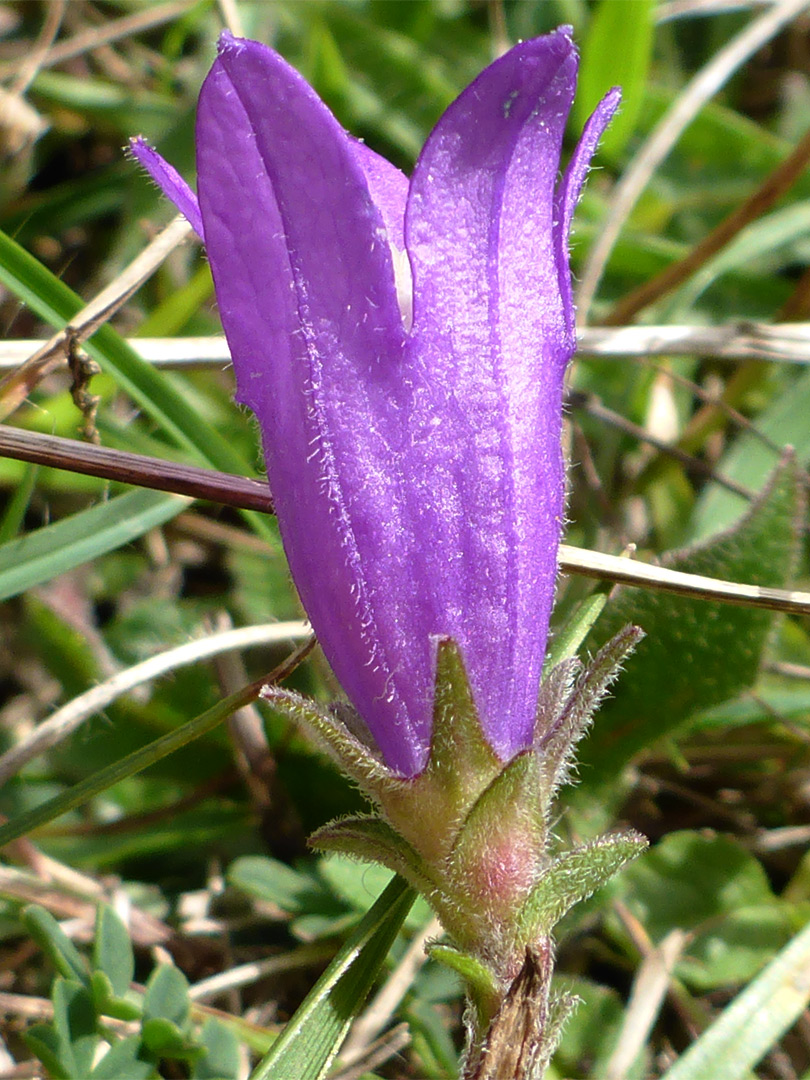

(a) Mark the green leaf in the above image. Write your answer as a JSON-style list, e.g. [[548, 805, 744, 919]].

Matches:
[[249, 875, 414, 1080], [579, 455, 802, 784], [317, 854, 433, 933], [141, 1018, 201, 1060], [25, 1022, 69, 1079], [0, 675, 261, 847], [52, 977, 99, 1078], [227, 855, 329, 915], [543, 593, 607, 674], [680, 905, 800, 992], [193, 1019, 242, 1080], [143, 964, 191, 1027], [554, 978, 630, 1079], [93, 905, 135, 999], [91, 971, 142, 1021], [614, 831, 795, 991], [618, 832, 777, 937], [659, 918, 810, 1080], [90, 1035, 155, 1080], [693, 367, 810, 540], [574, 0, 655, 161], [0, 488, 188, 602], [427, 944, 501, 1024], [518, 831, 647, 940], [23, 905, 88, 985]]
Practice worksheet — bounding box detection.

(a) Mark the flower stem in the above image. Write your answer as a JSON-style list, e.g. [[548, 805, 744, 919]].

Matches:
[[463, 939, 555, 1080]]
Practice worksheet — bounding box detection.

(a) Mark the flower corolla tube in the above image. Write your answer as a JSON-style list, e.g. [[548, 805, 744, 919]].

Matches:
[[131, 29, 620, 778]]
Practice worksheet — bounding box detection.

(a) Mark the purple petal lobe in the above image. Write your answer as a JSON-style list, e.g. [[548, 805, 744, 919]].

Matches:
[[196, 37, 431, 774], [554, 86, 621, 317], [401, 29, 581, 761], [350, 140, 408, 253], [350, 140, 412, 328], [128, 136, 204, 238]]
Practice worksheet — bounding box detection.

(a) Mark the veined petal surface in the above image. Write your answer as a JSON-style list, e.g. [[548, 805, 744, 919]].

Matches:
[[196, 35, 429, 774], [141, 29, 615, 776], [401, 30, 585, 761]]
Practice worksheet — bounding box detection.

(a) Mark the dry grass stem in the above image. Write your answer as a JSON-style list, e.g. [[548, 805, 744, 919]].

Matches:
[[188, 945, 335, 1003], [0, 428, 806, 616], [603, 929, 688, 1080], [5, 322, 810, 370], [0, 426, 273, 512], [603, 125, 810, 326], [0, 215, 193, 420], [0, 1, 196, 81]]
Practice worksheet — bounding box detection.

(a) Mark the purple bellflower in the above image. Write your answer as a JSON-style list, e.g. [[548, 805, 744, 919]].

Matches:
[[133, 32, 647, 1073], [131, 28, 620, 779]]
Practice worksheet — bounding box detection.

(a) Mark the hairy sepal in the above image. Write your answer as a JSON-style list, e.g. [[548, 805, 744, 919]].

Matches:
[[310, 814, 442, 903], [536, 624, 644, 796], [516, 830, 648, 942], [275, 631, 645, 1052]]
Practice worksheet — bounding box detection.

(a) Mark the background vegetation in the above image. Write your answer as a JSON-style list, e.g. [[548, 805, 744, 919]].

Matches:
[[1, 1, 810, 1077]]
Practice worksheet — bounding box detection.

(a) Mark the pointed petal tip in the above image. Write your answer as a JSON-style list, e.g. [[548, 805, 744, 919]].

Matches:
[[602, 85, 623, 117], [127, 134, 204, 239], [216, 29, 242, 54]]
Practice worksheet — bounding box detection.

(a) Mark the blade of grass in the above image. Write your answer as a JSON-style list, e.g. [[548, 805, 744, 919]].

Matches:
[[249, 875, 415, 1080], [0, 461, 38, 543], [0, 681, 256, 848], [0, 488, 189, 602], [0, 227, 277, 546], [659, 919, 810, 1080]]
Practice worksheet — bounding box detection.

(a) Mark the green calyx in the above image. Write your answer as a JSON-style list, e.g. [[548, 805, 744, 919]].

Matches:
[[263, 629, 647, 1031]]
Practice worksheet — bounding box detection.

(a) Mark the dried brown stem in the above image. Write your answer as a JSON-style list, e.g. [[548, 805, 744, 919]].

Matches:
[[2, 426, 810, 617], [0, 425, 273, 512], [464, 941, 555, 1080]]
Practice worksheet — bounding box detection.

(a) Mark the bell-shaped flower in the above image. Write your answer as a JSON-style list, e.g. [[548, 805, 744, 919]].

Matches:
[[131, 29, 619, 778]]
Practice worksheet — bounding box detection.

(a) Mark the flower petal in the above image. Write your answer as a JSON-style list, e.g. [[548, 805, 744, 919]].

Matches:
[[553, 86, 621, 318], [128, 136, 204, 238], [401, 29, 582, 761], [350, 139, 408, 253], [350, 140, 413, 329], [195, 34, 429, 774]]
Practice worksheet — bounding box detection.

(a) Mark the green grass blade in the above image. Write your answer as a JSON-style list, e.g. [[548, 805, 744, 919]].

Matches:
[[0, 228, 237, 469], [0, 228, 277, 546], [0, 488, 188, 602], [0, 461, 38, 543], [659, 919, 810, 1080], [575, 0, 655, 162], [0, 677, 263, 848], [249, 875, 415, 1080]]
